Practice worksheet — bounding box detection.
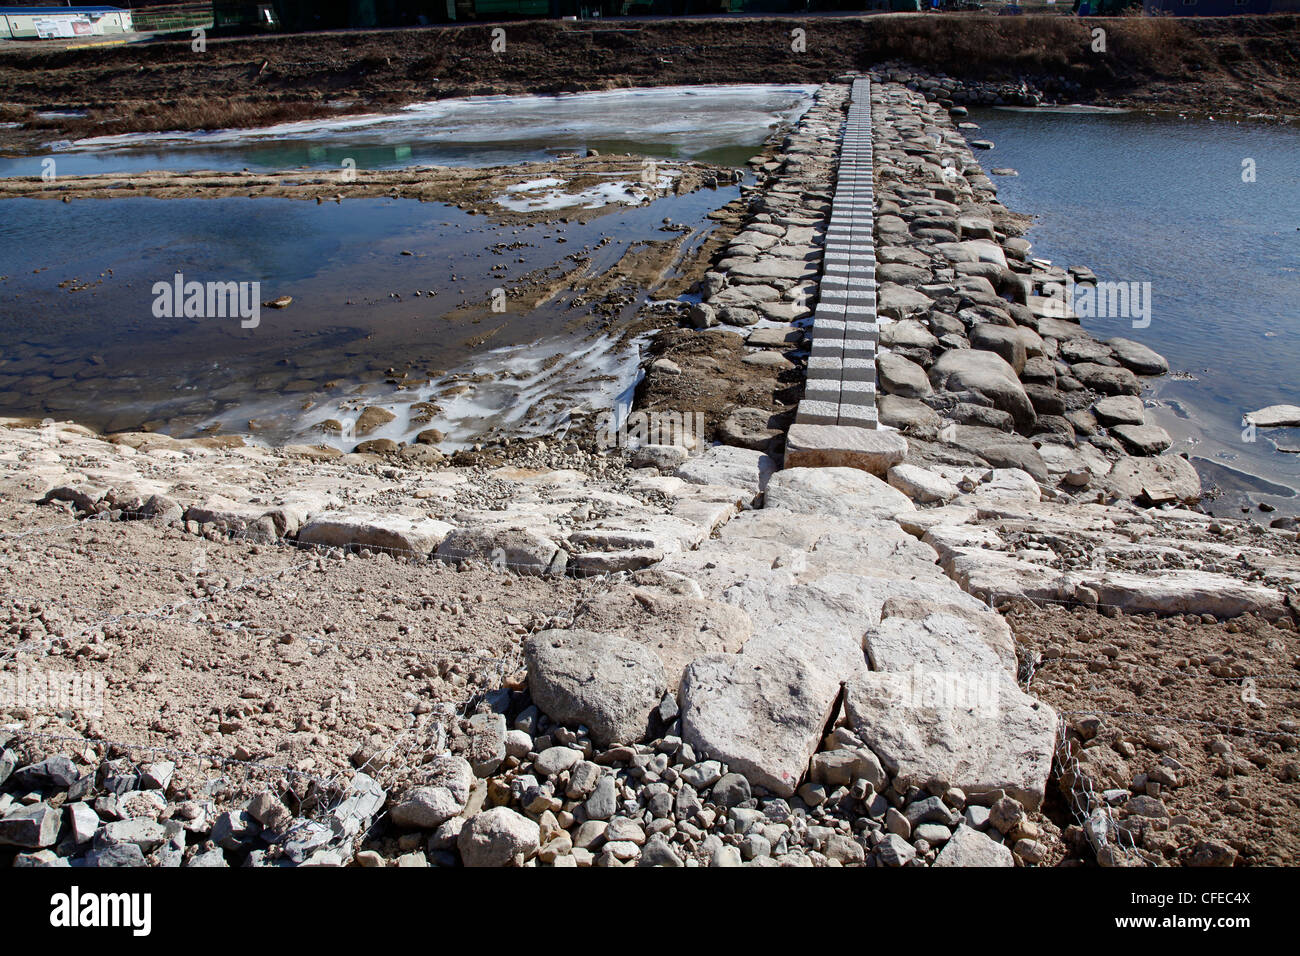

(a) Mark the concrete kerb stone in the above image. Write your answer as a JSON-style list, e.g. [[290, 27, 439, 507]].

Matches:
[[794, 76, 886, 441]]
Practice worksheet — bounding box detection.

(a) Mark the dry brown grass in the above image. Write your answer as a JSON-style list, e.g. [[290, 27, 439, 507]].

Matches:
[[863, 15, 1201, 82], [1, 13, 1296, 140]]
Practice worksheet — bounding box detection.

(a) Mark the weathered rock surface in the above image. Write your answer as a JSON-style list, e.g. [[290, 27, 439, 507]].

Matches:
[[298, 511, 453, 557], [1244, 404, 1300, 429], [524, 630, 667, 746], [1107, 337, 1169, 376], [1107, 456, 1201, 505], [765, 466, 915, 518], [675, 445, 777, 505], [457, 807, 540, 867], [783, 424, 907, 475], [929, 349, 1036, 430], [932, 824, 1015, 866], [887, 463, 958, 503], [878, 352, 933, 398], [680, 648, 847, 799], [844, 673, 1058, 810]]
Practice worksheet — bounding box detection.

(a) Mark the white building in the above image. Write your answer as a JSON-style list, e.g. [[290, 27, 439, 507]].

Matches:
[[0, 5, 133, 40]]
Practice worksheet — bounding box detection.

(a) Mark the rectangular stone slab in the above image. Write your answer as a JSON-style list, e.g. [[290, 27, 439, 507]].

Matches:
[[784, 424, 906, 475]]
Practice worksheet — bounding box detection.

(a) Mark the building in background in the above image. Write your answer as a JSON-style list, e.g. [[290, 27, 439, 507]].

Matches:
[[0, 5, 132, 39], [1142, 0, 1277, 12]]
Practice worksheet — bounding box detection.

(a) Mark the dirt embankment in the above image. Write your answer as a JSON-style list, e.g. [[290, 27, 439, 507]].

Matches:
[[1, 14, 1298, 151], [1009, 600, 1300, 867]]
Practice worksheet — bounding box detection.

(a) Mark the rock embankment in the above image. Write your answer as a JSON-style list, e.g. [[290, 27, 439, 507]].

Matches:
[[868, 82, 1197, 512], [686, 85, 845, 335], [871, 62, 1052, 109]]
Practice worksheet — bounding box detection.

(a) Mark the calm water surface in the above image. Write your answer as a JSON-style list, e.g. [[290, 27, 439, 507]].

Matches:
[[0, 87, 818, 444], [970, 108, 1300, 509]]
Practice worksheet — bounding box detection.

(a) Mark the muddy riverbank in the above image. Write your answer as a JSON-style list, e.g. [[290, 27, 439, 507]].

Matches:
[[0, 156, 736, 220], [1, 15, 1298, 156]]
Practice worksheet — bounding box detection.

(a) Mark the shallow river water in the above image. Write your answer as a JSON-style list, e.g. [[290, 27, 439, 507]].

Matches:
[[0, 86, 815, 446], [969, 107, 1300, 510]]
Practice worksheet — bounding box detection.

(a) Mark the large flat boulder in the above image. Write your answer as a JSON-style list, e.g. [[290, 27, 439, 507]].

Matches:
[[436, 526, 564, 576], [877, 395, 941, 432], [298, 511, 453, 557], [1111, 422, 1172, 456], [1106, 455, 1201, 505], [1107, 337, 1168, 376], [726, 258, 816, 281], [765, 466, 915, 519], [879, 594, 1017, 675], [938, 546, 1066, 605], [866, 612, 1006, 676], [1244, 404, 1300, 429], [948, 426, 1049, 483], [573, 586, 753, 691], [783, 424, 907, 475], [1071, 362, 1140, 396], [675, 446, 777, 506], [718, 579, 875, 681], [524, 630, 667, 747], [844, 672, 1058, 810], [1078, 569, 1285, 621], [680, 644, 846, 798], [880, 319, 940, 351], [969, 323, 1028, 374], [878, 352, 933, 398], [1092, 395, 1145, 426], [934, 239, 1008, 269], [930, 350, 1036, 431], [877, 284, 933, 320], [887, 463, 958, 503]]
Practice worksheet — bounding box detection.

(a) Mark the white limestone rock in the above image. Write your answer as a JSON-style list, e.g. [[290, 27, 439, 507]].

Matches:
[[298, 510, 454, 557], [844, 672, 1058, 811], [524, 630, 667, 746], [764, 466, 916, 519]]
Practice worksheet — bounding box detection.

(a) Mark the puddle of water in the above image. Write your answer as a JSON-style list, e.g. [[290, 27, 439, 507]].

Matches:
[[4, 85, 816, 178]]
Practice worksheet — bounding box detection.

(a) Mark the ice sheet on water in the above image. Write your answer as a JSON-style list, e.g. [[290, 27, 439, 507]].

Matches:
[[55, 85, 816, 159], [198, 330, 646, 452], [493, 172, 677, 211]]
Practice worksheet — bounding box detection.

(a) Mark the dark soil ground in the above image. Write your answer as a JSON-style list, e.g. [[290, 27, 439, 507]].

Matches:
[[1, 14, 1298, 152]]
